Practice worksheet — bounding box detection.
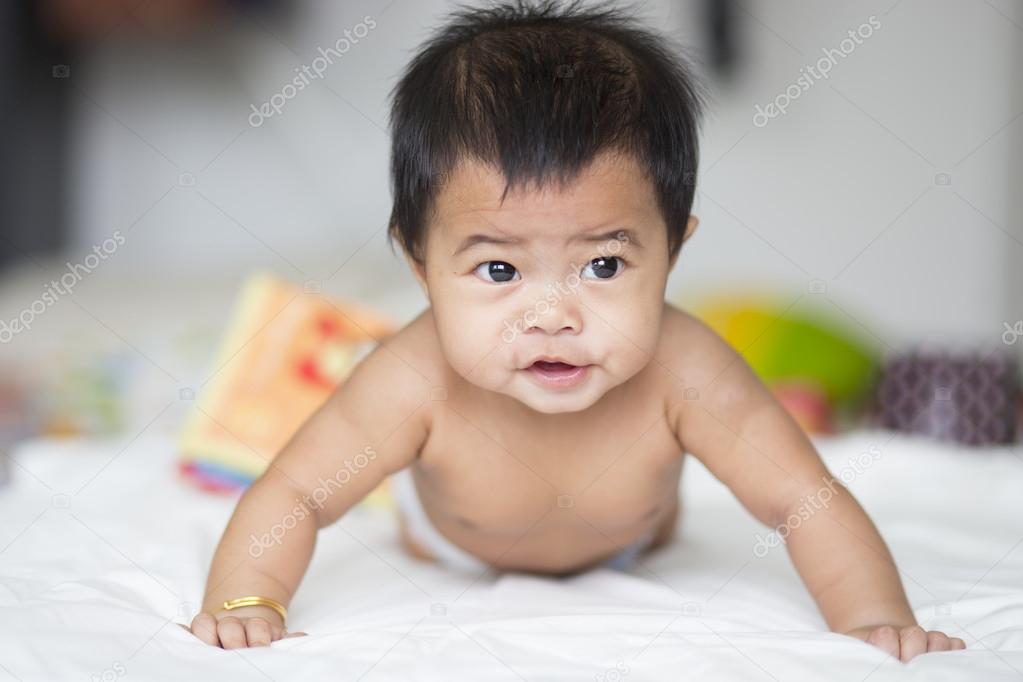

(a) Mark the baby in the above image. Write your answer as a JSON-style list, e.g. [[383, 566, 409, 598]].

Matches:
[[187, 1, 965, 661]]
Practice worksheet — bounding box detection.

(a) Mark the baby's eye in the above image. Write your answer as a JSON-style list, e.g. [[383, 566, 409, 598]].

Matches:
[[581, 256, 624, 280], [474, 261, 520, 283]]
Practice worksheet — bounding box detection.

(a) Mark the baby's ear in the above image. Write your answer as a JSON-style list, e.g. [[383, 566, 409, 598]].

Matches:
[[682, 215, 700, 244], [669, 215, 700, 269], [404, 249, 429, 297]]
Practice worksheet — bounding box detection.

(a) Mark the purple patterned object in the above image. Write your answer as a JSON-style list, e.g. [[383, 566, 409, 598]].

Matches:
[[873, 351, 1020, 445]]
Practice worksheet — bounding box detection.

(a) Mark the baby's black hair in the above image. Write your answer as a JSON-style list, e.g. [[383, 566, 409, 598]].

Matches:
[[386, 0, 705, 265]]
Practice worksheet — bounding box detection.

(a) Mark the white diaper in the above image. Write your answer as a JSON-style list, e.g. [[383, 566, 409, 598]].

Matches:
[[390, 465, 489, 572], [389, 466, 657, 573]]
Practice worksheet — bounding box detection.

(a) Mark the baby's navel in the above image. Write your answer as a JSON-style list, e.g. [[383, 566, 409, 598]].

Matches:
[[454, 514, 479, 529]]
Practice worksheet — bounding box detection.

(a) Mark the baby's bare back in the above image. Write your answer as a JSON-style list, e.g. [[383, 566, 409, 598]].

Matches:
[[396, 308, 688, 574]]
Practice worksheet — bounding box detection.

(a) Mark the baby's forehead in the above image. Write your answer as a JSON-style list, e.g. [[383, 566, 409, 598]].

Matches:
[[431, 152, 659, 235]]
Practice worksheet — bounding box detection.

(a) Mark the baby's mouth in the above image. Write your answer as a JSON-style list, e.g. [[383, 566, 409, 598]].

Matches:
[[531, 360, 576, 373], [524, 360, 591, 388]]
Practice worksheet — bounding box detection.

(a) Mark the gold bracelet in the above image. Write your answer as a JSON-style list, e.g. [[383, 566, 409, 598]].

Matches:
[[221, 596, 288, 623]]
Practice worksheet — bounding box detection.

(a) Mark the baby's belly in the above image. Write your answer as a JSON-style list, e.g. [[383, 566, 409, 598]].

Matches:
[[403, 461, 684, 575], [431, 497, 679, 574]]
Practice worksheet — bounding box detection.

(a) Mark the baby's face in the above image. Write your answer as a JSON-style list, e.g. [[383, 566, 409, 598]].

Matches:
[[413, 152, 691, 414]]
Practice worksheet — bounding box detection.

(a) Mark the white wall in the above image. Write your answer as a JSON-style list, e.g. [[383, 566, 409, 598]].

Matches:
[[672, 0, 1023, 356], [67, 0, 1022, 350]]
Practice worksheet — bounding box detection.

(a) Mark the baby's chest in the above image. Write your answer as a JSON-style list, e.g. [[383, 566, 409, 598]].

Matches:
[[415, 410, 684, 533]]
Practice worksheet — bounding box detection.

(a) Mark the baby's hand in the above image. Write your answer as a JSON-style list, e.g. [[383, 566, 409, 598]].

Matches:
[[182, 606, 307, 649], [845, 624, 965, 661]]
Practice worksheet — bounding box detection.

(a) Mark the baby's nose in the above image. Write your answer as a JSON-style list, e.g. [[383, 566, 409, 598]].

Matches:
[[522, 284, 582, 335]]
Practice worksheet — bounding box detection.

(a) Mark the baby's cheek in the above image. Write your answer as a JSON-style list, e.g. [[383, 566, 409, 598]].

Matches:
[[593, 305, 662, 373], [595, 295, 658, 342], [610, 338, 657, 381], [435, 304, 509, 374]]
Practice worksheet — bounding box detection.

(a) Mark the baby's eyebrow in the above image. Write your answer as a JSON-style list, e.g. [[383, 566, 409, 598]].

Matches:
[[452, 233, 522, 256], [453, 228, 641, 256], [571, 228, 642, 250]]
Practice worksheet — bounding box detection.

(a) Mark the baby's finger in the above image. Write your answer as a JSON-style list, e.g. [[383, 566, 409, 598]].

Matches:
[[950, 637, 967, 650], [899, 626, 928, 662], [925, 630, 951, 652], [866, 625, 900, 659], [217, 616, 248, 649], [189, 613, 221, 647], [245, 618, 273, 647]]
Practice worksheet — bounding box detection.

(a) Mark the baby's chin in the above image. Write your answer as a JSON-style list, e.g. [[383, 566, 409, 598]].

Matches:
[[514, 391, 603, 415]]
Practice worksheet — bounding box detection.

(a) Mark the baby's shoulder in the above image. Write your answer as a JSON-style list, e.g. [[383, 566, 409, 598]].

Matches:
[[389, 307, 450, 379], [333, 308, 447, 408], [310, 310, 445, 462], [653, 302, 746, 390]]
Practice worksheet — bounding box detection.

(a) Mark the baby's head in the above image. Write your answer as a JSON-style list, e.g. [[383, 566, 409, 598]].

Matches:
[[387, 1, 704, 414]]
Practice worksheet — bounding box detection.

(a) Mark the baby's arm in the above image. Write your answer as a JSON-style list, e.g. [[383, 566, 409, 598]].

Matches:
[[666, 314, 965, 661], [187, 337, 433, 648]]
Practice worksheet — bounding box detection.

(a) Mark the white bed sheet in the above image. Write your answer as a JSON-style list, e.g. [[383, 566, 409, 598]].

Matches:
[[1, 429, 1021, 681]]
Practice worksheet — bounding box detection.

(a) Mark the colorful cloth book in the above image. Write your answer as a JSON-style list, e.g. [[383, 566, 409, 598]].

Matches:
[[178, 272, 396, 509]]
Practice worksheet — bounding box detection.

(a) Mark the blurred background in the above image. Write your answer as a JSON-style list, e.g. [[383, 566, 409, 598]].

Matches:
[[1, 0, 1021, 490]]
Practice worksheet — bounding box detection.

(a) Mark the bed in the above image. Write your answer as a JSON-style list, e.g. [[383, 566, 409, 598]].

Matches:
[[1, 428, 1021, 681]]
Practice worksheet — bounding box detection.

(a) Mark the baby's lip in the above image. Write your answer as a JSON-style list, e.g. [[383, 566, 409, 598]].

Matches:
[[524, 355, 583, 369], [523, 359, 592, 389]]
